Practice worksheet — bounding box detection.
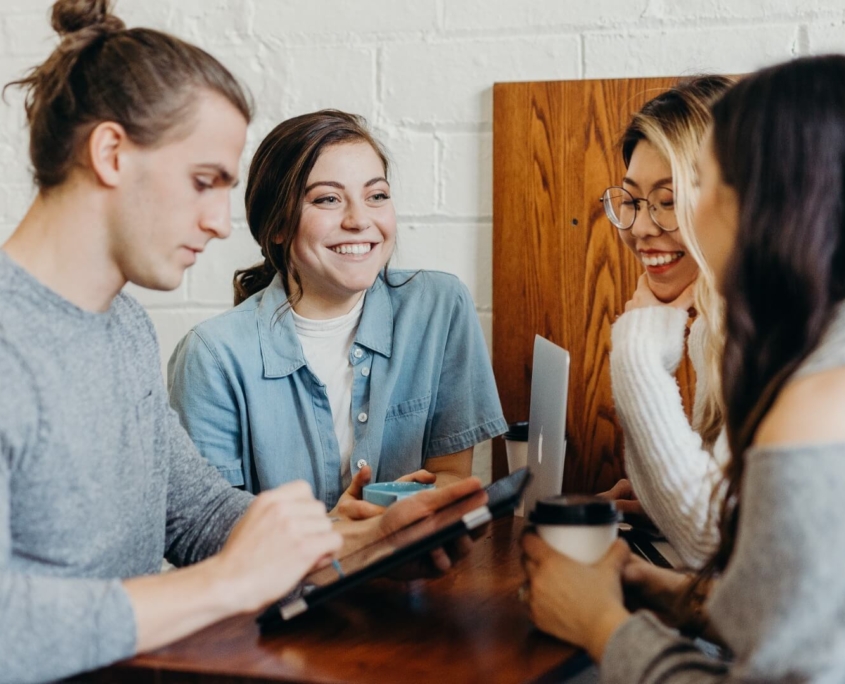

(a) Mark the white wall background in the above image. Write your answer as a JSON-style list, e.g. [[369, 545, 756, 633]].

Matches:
[[1, 0, 844, 481]]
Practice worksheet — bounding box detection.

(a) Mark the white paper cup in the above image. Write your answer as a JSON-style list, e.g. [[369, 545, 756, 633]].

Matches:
[[504, 422, 529, 516], [529, 496, 619, 564], [505, 438, 528, 473]]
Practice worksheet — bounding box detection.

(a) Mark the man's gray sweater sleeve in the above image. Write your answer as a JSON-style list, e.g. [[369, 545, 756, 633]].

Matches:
[[129, 306, 253, 568], [601, 444, 845, 683], [0, 349, 136, 684], [162, 398, 252, 566]]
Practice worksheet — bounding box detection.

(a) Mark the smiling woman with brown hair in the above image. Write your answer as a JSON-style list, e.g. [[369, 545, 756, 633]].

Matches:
[[168, 109, 507, 518]]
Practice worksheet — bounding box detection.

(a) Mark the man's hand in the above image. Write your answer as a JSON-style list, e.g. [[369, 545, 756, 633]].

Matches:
[[126, 481, 341, 654], [214, 481, 342, 613]]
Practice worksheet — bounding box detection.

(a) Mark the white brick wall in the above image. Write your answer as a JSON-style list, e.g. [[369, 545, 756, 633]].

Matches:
[[2, 0, 845, 482]]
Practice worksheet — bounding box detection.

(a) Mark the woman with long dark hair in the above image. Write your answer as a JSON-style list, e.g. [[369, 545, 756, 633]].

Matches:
[[522, 55, 845, 681], [168, 110, 506, 517]]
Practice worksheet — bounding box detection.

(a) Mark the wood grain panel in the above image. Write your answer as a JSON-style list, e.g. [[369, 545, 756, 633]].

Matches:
[[89, 518, 579, 684], [492, 77, 696, 494]]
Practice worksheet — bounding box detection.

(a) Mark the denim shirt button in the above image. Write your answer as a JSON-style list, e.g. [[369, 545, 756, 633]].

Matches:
[[361, 367, 370, 377], [353, 348, 364, 359], [357, 412, 368, 423], [356, 459, 368, 469]]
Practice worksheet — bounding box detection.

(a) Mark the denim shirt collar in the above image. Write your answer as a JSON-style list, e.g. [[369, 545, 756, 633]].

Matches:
[[257, 274, 394, 378]]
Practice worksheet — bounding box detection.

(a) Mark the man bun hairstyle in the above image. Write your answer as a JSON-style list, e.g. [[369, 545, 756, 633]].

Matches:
[[51, 0, 125, 35], [5, 0, 252, 189]]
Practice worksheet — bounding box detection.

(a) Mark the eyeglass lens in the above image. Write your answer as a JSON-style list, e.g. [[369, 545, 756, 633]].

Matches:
[[602, 187, 677, 231]]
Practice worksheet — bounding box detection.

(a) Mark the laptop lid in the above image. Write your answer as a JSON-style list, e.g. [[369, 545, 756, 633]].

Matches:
[[523, 335, 570, 515]]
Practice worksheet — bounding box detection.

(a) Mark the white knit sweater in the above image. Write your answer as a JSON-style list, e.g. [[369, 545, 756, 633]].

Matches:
[[610, 306, 728, 569]]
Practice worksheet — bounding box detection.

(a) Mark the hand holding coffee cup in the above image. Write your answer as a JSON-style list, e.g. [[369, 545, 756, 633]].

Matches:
[[528, 495, 620, 564]]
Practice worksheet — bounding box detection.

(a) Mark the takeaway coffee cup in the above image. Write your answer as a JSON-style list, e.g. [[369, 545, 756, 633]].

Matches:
[[504, 421, 529, 473], [528, 495, 620, 564], [504, 421, 529, 515]]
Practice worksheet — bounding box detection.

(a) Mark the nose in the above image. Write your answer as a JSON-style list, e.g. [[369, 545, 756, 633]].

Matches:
[[629, 203, 662, 239], [200, 192, 232, 240], [341, 199, 369, 231]]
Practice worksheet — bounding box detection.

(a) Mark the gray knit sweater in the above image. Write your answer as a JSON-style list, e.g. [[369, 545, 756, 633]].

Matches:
[[0, 251, 253, 684], [602, 303, 845, 683]]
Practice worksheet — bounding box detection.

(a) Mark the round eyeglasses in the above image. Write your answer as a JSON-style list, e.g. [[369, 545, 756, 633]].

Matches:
[[599, 186, 678, 232]]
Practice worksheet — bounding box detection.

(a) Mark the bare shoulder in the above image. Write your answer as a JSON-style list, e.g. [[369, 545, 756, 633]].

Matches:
[[755, 366, 845, 447]]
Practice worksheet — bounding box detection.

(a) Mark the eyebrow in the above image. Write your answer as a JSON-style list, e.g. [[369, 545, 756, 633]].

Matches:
[[622, 176, 673, 190], [196, 164, 239, 188], [304, 177, 390, 193]]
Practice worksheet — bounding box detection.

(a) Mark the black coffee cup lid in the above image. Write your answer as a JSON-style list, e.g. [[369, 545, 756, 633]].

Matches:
[[504, 421, 529, 442], [529, 495, 619, 526]]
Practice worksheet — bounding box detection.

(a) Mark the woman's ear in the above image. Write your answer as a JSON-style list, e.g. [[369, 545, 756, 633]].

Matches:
[[85, 121, 130, 188]]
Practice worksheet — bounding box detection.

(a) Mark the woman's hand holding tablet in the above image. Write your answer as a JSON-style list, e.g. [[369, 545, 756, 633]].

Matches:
[[334, 476, 486, 561], [329, 466, 438, 521]]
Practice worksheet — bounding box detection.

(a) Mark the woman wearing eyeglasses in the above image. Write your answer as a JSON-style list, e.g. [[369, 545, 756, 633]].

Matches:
[[598, 76, 733, 569]]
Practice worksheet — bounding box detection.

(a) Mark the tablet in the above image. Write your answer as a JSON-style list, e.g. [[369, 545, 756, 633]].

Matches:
[[257, 467, 532, 630]]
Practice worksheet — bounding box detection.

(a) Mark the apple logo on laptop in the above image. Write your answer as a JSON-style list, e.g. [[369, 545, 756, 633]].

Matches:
[[538, 426, 544, 464]]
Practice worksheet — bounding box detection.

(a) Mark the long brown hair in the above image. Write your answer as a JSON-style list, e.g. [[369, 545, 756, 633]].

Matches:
[[696, 56, 845, 586], [620, 76, 734, 450], [4, 0, 251, 189], [235, 109, 390, 307]]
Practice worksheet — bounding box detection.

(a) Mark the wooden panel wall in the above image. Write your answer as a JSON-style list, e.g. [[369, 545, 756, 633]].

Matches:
[[492, 77, 696, 494]]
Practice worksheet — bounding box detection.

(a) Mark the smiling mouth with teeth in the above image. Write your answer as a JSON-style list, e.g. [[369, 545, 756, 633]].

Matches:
[[640, 251, 684, 267], [331, 243, 374, 255]]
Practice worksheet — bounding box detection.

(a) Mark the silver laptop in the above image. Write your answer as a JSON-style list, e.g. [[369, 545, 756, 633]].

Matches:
[[523, 335, 570, 516]]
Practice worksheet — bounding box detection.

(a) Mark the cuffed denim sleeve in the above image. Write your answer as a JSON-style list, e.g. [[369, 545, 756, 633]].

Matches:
[[168, 330, 246, 487], [424, 279, 507, 458]]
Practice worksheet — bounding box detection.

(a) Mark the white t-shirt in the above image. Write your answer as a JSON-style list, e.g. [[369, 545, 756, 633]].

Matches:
[[292, 295, 365, 488]]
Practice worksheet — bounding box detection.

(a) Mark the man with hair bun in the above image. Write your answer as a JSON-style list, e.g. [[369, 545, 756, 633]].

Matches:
[[0, 2, 481, 682]]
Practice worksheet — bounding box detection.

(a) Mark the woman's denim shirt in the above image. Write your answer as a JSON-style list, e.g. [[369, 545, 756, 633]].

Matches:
[[167, 270, 507, 508]]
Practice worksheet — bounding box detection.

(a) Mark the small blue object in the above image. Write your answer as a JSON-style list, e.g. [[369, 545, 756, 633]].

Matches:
[[331, 559, 345, 578], [362, 482, 435, 507]]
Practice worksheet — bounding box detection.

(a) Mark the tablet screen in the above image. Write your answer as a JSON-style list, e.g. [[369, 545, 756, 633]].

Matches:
[[259, 468, 530, 626]]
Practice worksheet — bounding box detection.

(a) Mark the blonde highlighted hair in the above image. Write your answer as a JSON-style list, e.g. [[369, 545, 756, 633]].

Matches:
[[620, 76, 735, 449]]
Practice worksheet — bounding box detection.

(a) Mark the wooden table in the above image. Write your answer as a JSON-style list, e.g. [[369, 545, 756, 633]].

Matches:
[[89, 517, 586, 684]]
